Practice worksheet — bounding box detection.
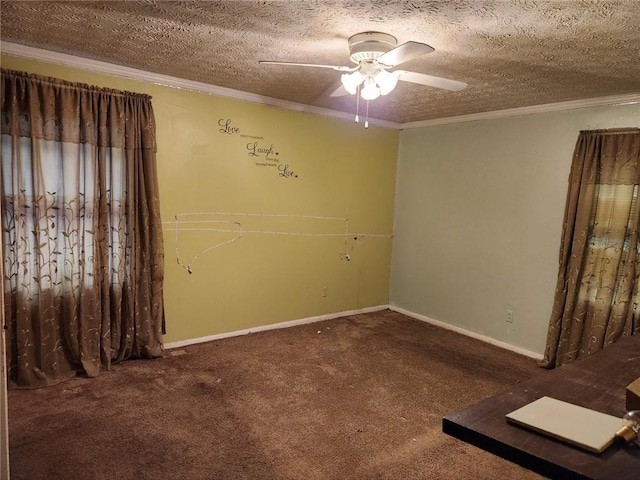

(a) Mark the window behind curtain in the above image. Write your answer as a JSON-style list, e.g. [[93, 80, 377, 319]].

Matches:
[[1, 137, 127, 293], [1, 69, 165, 388], [541, 128, 640, 368]]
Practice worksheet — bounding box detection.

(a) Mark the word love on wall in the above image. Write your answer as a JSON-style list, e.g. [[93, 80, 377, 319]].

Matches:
[[218, 118, 298, 179]]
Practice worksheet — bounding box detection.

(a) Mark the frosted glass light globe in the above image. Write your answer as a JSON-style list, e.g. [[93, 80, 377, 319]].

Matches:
[[340, 71, 364, 94], [360, 77, 380, 100], [375, 70, 399, 95]]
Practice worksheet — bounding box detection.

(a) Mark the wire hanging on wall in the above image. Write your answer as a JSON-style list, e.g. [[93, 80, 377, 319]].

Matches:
[[163, 212, 392, 274]]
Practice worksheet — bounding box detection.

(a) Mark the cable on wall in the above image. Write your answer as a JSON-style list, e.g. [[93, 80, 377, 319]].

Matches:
[[163, 212, 392, 273]]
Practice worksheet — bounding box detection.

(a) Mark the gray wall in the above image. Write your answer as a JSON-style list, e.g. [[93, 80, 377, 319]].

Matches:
[[391, 104, 640, 355]]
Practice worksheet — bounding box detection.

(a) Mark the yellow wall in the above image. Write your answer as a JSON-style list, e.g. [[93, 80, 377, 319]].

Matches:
[[2, 54, 399, 343]]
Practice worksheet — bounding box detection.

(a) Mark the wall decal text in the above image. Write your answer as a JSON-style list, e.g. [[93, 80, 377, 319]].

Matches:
[[218, 117, 298, 179]]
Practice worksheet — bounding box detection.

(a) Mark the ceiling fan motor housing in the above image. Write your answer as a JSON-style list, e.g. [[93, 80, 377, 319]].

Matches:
[[348, 32, 397, 64]]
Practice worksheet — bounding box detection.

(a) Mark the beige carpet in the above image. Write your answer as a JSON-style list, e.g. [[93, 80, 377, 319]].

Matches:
[[8, 309, 547, 479]]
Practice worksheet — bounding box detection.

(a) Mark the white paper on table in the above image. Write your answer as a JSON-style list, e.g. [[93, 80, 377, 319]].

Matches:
[[505, 396, 625, 453]]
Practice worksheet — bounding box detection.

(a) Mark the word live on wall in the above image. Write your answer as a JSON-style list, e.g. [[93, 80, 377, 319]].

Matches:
[[218, 118, 298, 178], [163, 212, 393, 274]]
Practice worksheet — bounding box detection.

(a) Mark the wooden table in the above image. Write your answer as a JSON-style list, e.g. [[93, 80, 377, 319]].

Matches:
[[442, 335, 640, 480]]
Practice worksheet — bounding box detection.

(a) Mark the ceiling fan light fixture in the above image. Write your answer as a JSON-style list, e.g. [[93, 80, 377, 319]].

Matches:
[[261, 31, 464, 126], [260, 32, 467, 128], [341, 71, 365, 94], [375, 70, 399, 95]]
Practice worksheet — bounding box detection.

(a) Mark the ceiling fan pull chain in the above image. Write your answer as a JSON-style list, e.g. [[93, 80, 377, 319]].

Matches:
[[355, 84, 361, 123], [365, 100, 370, 129]]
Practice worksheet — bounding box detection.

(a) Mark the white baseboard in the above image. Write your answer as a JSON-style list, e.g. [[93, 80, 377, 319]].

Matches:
[[165, 304, 545, 360], [164, 305, 389, 350], [389, 305, 544, 360]]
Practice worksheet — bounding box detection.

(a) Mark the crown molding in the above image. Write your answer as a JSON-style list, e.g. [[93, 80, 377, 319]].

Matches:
[[0, 42, 401, 129], [2, 42, 638, 131], [401, 92, 640, 130]]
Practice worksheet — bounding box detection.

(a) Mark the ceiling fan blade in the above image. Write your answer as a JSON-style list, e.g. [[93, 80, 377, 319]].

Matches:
[[396, 70, 468, 91], [329, 84, 349, 97], [259, 61, 354, 72], [376, 41, 434, 67]]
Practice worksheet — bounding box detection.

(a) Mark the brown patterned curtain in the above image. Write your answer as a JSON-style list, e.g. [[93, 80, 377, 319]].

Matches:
[[1, 69, 165, 388], [541, 128, 640, 368]]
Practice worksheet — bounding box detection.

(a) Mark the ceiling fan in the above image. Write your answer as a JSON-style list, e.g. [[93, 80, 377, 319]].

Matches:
[[260, 31, 468, 103]]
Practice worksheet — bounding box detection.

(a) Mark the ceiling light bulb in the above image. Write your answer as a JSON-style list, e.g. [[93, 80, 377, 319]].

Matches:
[[375, 70, 399, 95], [341, 71, 364, 95], [360, 77, 380, 100]]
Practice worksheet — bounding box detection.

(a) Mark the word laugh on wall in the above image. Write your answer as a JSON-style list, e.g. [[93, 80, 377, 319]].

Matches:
[[218, 118, 298, 178]]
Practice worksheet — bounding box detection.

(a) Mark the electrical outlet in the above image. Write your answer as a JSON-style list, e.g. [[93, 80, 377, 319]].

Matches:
[[321, 287, 328, 297], [506, 309, 514, 323]]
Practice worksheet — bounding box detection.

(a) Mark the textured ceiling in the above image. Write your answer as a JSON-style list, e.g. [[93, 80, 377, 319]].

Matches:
[[1, 0, 639, 124]]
